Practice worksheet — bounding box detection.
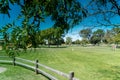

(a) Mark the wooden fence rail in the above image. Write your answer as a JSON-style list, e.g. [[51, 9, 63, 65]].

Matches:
[[0, 56, 79, 80]]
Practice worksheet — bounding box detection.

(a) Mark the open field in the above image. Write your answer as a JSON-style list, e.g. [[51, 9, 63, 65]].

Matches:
[[0, 46, 120, 80], [0, 64, 48, 80]]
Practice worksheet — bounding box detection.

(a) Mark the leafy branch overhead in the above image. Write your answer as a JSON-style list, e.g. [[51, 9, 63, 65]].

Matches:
[[0, 0, 120, 51], [1, 0, 120, 28]]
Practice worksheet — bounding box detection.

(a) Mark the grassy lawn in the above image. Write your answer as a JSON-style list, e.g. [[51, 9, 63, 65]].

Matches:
[[0, 64, 48, 80], [1, 46, 120, 80]]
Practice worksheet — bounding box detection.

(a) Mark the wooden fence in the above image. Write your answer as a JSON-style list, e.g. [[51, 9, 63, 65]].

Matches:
[[0, 56, 79, 80]]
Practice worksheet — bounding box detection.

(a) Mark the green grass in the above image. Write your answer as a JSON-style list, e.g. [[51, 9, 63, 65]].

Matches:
[[1, 46, 120, 80], [0, 64, 48, 80]]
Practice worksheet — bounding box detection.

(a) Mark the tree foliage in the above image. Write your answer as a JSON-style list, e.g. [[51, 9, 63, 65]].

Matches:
[[79, 28, 92, 40], [0, 0, 120, 51], [39, 27, 64, 47], [112, 27, 120, 44], [90, 29, 105, 45], [104, 30, 114, 44], [0, 0, 85, 50], [66, 37, 72, 45]]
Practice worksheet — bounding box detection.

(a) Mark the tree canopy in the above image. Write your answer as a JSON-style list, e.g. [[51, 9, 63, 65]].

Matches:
[[0, 0, 120, 50], [79, 28, 92, 40]]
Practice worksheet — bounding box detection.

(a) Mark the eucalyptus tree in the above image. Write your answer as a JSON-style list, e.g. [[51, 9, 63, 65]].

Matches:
[[0, 23, 13, 49], [39, 28, 53, 47], [74, 39, 81, 44], [90, 29, 105, 45], [114, 33, 120, 45], [104, 27, 120, 45], [104, 30, 114, 44], [0, 23, 21, 57], [94, 29, 105, 42], [11, 25, 30, 50], [51, 27, 63, 47], [111, 27, 120, 45], [112, 27, 120, 35], [66, 37, 72, 45], [39, 27, 63, 47], [79, 28, 92, 41]]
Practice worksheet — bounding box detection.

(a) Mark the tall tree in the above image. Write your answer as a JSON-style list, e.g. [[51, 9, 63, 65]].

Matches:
[[93, 29, 105, 42], [104, 29, 114, 44], [114, 33, 120, 45], [90, 29, 105, 45], [66, 37, 72, 45], [39, 27, 64, 47], [79, 28, 92, 40], [112, 27, 120, 35], [111, 27, 120, 45]]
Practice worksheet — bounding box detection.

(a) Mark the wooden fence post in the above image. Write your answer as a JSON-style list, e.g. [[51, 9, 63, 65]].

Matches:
[[35, 60, 39, 74], [69, 71, 74, 80], [13, 57, 16, 66]]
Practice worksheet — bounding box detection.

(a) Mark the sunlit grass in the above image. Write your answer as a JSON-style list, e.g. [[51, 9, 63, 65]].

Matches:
[[1, 46, 120, 80], [0, 64, 47, 80]]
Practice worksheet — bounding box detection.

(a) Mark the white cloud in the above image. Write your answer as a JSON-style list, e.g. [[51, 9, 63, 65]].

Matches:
[[64, 32, 82, 42], [63, 25, 83, 42]]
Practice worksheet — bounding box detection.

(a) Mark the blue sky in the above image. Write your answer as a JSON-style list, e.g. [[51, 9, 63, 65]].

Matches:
[[0, 1, 120, 41], [0, 3, 21, 27], [0, 3, 54, 30]]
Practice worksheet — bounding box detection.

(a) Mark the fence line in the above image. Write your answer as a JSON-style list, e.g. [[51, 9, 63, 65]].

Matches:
[[0, 56, 79, 80], [16, 61, 58, 80], [16, 57, 70, 78]]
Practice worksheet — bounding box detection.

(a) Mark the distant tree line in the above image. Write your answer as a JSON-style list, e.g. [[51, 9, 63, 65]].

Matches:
[[67, 27, 120, 46]]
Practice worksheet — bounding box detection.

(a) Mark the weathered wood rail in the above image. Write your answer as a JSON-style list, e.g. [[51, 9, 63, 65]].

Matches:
[[0, 56, 79, 80]]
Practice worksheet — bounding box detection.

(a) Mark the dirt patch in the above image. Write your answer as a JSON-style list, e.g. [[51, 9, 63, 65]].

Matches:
[[0, 67, 7, 73]]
